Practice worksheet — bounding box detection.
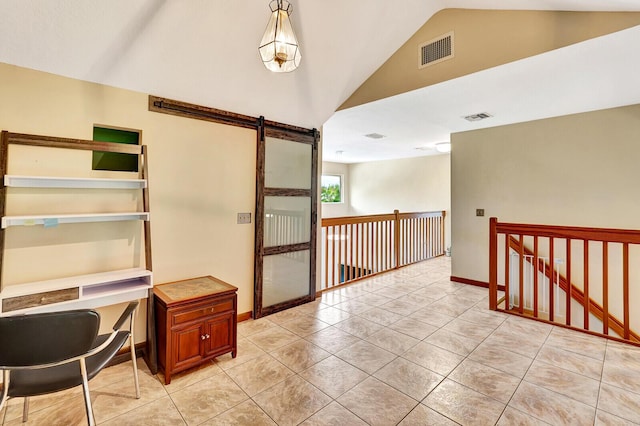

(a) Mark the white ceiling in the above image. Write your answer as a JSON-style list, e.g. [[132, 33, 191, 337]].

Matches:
[[1, 1, 640, 163], [322, 23, 640, 163]]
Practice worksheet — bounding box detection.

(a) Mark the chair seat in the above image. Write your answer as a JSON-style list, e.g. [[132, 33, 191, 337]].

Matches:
[[7, 331, 130, 398]]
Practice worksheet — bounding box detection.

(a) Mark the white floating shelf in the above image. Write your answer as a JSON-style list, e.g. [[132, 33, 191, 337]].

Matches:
[[0, 268, 152, 298], [1, 287, 150, 316], [4, 175, 146, 189], [1, 212, 150, 228]]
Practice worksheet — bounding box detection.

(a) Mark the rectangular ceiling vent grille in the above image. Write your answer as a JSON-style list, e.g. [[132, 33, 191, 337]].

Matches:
[[464, 112, 492, 122], [418, 32, 454, 69]]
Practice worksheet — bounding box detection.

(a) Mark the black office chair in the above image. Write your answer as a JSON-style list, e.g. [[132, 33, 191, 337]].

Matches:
[[0, 301, 141, 425]]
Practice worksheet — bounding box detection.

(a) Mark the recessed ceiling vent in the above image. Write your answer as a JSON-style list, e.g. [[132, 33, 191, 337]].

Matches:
[[418, 31, 454, 69], [464, 112, 492, 122], [364, 133, 386, 139]]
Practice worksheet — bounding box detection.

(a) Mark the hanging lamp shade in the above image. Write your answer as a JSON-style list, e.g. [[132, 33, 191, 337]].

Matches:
[[258, 0, 301, 72]]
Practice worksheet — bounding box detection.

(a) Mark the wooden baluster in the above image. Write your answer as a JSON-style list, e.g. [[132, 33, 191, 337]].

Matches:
[[420, 216, 424, 260], [387, 220, 391, 269], [584, 240, 590, 330], [340, 224, 353, 282], [372, 221, 376, 274], [623, 242, 630, 340], [324, 224, 329, 289], [411, 217, 415, 263], [435, 216, 439, 257], [385, 220, 388, 267], [365, 222, 370, 275], [356, 223, 361, 279], [349, 223, 354, 282], [603, 241, 609, 335], [549, 237, 555, 322], [394, 210, 400, 269], [380, 220, 384, 270], [566, 239, 572, 326], [518, 235, 524, 314], [337, 224, 342, 284], [404, 219, 408, 266], [441, 213, 445, 256], [331, 225, 336, 287], [366, 221, 371, 275], [436, 216, 439, 256], [622, 243, 630, 340], [533, 236, 539, 318], [504, 233, 510, 310], [412, 217, 416, 263], [343, 223, 348, 282], [428, 217, 433, 258]]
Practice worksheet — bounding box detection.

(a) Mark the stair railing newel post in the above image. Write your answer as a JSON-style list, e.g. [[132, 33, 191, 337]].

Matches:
[[489, 217, 498, 310]]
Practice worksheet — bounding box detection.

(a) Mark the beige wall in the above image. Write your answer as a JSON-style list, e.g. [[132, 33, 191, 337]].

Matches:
[[0, 63, 257, 341], [451, 103, 640, 284], [348, 154, 451, 248], [341, 9, 640, 109], [320, 161, 351, 218]]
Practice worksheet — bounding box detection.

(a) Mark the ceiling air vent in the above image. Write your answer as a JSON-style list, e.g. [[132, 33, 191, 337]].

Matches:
[[364, 133, 386, 139], [418, 31, 454, 69], [463, 112, 492, 122]]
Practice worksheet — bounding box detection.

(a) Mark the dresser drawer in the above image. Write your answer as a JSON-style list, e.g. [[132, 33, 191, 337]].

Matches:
[[173, 299, 234, 325]]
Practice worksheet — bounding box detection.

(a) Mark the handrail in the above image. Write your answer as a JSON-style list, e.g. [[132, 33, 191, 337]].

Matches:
[[321, 210, 445, 290], [489, 217, 639, 345]]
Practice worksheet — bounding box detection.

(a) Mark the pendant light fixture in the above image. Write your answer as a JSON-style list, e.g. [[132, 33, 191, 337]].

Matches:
[[258, 0, 302, 73]]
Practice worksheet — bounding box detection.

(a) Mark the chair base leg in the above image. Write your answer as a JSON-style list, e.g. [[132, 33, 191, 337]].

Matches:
[[22, 397, 29, 423], [80, 359, 96, 426], [130, 340, 140, 399], [0, 370, 10, 416]]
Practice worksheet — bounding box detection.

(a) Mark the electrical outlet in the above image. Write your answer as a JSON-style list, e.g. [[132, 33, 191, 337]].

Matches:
[[476, 209, 485, 217], [237, 213, 251, 224]]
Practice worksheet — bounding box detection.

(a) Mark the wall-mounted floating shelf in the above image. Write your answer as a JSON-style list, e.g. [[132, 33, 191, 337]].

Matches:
[[4, 175, 147, 189], [1, 212, 150, 229], [0, 268, 153, 316]]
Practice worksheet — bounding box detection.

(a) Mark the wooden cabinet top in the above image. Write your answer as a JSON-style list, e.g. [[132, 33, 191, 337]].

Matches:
[[154, 276, 237, 306]]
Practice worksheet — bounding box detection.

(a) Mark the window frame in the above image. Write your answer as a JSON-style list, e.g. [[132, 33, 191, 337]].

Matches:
[[320, 174, 343, 204]]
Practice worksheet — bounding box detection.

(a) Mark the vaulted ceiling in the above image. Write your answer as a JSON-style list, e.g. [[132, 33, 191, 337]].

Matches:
[[1, 1, 640, 163]]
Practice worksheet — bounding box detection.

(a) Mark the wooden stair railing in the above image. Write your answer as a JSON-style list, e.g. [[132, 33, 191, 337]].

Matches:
[[321, 210, 445, 291], [489, 217, 640, 346], [508, 235, 640, 343]]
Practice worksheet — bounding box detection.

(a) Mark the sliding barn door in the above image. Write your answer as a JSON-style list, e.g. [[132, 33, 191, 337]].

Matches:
[[254, 121, 318, 318]]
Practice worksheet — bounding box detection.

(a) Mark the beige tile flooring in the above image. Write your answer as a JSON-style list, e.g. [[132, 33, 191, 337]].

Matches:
[[2, 256, 640, 425]]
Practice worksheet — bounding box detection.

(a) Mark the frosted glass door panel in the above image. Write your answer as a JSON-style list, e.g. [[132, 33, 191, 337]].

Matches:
[[264, 196, 311, 247], [264, 137, 311, 189], [263, 250, 310, 308]]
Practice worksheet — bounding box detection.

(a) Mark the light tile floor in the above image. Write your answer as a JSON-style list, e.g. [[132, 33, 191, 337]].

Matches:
[[2, 256, 640, 425]]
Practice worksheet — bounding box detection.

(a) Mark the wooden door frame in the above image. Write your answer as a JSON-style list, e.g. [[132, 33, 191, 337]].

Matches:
[[254, 118, 319, 318]]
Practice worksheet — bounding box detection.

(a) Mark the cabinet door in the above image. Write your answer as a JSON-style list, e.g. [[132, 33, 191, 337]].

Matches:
[[172, 323, 204, 371], [204, 314, 233, 357]]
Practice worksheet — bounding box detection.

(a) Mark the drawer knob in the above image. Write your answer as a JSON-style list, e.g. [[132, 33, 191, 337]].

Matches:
[[205, 334, 210, 339], [201, 335, 206, 340]]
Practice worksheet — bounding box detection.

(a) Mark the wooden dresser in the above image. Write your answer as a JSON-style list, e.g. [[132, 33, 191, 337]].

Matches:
[[154, 276, 237, 384]]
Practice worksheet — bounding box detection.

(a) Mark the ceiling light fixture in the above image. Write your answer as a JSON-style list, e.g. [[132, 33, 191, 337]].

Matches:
[[435, 142, 451, 153], [258, 0, 302, 73]]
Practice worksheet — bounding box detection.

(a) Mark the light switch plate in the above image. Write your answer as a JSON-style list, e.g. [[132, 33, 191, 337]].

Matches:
[[237, 212, 251, 224], [476, 209, 485, 217]]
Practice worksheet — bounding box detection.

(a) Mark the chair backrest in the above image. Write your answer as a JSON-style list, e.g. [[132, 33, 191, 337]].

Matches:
[[0, 309, 100, 367]]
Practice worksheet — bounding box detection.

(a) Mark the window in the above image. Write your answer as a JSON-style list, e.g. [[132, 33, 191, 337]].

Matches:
[[321, 174, 342, 203], [92, 126, 140, 172]]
